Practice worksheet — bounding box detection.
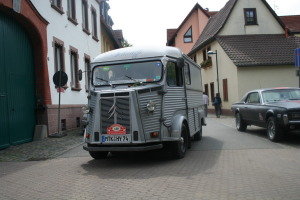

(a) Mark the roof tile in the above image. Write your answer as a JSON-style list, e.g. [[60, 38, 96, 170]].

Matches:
[[217, 34, 300, 66]]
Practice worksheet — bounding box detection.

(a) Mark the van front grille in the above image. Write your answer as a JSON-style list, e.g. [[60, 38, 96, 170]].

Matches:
[[100, 95, 130, 134]]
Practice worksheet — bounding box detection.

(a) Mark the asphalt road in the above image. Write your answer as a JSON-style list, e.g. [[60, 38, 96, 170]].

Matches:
[[1, 117, 300, 200]]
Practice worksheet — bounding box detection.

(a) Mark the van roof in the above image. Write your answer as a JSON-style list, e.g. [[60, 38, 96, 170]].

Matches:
[[93, 46, 183, 63]]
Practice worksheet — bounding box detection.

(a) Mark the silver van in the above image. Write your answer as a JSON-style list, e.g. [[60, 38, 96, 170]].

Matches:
[[83, 47, 206, 159]]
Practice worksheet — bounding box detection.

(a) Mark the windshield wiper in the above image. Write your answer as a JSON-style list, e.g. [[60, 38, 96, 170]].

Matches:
[[125, 75, 142, 85], [96, 77, 113, 86]]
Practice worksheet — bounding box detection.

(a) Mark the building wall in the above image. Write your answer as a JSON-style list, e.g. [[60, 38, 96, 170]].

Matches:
[[219, 0, 284, 36], [101, 27, 115, 53], [196, 41, 239, 112], [237, 65, 298, 100], [30, 0, 102, 134], [31, 0, 101, 105], [174, 9, 209, 54]]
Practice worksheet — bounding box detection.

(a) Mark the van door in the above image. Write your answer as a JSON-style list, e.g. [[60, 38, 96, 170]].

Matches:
[[164, 61, 186, 127], [184, 62, 197, 135]]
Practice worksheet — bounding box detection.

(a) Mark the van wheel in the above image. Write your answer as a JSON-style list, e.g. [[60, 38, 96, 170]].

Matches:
[[194, 125, 202, 141], [267, 117, 283, 142], [172, 124, 188, 159], [236, 112, 247, 132], [89, 151, 108, 159]]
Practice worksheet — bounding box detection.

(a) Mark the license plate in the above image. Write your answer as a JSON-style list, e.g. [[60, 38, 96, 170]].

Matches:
[[101, 134, 131, 143]]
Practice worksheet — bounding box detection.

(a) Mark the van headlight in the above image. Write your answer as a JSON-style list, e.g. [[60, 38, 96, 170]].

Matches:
[[146, 101, 156, 112], [82, 105, 90, 114]]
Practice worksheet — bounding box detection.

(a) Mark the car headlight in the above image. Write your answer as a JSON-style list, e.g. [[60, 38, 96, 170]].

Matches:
[[82, 105, 90, 114], [146, 101, 156, 112]]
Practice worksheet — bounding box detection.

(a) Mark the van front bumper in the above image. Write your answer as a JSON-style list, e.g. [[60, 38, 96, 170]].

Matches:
[[83, 143, 163, 152]]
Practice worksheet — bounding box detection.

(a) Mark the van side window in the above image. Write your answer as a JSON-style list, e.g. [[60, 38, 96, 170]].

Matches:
[[166, 62, 183, 87], [184, 63, 191, 85]]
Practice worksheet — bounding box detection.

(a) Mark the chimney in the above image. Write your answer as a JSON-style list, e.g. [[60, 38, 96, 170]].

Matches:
[[285, 27, 289, 38]]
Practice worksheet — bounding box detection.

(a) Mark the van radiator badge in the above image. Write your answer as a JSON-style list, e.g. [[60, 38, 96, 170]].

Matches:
[[107, 124, 126, 135]]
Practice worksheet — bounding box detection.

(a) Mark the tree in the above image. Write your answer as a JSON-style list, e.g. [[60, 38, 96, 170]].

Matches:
[[122, 39, 132, 47]]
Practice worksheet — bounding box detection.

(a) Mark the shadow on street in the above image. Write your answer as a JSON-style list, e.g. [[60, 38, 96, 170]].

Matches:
[[80, 137, 223, 179], [244, 126, 300, 148]]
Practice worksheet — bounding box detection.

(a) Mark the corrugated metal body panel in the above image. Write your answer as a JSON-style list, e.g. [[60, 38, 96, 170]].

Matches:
[[86, 94, 97, 134], [186, 90, 202, 134], [195, 108, 200, 130], [138, 91, 162, 140], [188, 109, 195, 133], [164, 87, 186, 126], [186, 90, 203, 108], [0, 13, 35, 148]]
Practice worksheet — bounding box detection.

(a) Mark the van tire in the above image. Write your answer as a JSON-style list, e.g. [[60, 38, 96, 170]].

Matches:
[[172, 124, 188, 159], [89, 151, 108, 159]]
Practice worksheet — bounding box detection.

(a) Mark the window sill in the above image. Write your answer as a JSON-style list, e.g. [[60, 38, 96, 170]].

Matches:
[[55, 85, 68, 90], [83, 27, 91, 35], [92, 36, 99, 42], [51, 4, 64, 15], [68, 17, 78, 26], [245, 23, 258, 26]]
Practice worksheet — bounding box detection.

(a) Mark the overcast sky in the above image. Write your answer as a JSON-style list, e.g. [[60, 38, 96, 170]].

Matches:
[[109, 0, 300, 47]]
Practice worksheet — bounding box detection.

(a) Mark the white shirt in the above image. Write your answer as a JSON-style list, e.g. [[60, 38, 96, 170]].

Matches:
[[203, 94, 209, 105]]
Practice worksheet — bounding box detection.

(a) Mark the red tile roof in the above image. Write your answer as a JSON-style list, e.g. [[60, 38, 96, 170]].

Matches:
[[208, 11, 218, 16], [217, 34, 300, 66], [280, 15, 300, 33]]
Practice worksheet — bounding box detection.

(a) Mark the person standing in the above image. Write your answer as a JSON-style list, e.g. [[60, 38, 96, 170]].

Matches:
[[203, 92, 209, 117], [213, 93, 222, 118]]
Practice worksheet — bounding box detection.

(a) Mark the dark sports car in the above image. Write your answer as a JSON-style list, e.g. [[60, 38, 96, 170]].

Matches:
[[231, 87, 300, 142]]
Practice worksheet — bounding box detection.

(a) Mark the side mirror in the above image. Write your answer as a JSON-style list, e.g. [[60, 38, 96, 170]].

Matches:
[[177, 57, 184, 68]]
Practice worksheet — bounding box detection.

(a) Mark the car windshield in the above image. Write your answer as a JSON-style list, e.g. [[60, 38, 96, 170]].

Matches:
[[262, 89, 300, 103], [93, 61, 163, 86]]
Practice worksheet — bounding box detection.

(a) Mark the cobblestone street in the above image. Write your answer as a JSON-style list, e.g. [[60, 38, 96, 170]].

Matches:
[[1, 116, 300, 200]]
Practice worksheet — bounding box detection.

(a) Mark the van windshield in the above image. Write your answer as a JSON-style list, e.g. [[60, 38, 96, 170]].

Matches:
[[93, 61, 163, 86]]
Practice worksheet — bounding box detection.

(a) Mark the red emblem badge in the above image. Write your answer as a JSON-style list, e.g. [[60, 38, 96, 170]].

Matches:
[[107, 124, 126, 135]]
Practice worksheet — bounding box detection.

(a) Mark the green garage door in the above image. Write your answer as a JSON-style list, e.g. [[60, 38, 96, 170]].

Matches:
[[0, 13, 36, 149]]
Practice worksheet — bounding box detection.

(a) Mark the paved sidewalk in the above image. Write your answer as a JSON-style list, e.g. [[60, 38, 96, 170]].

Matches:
[[0, 129, 84, 162], [207, 114, 235, 128]]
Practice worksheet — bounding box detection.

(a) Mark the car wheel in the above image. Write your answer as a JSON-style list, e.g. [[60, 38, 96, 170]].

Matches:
[[194, 125, 202, 141], [89, 151, 108, 159], [172, 123, 188, 159], [236, 112, 247, 132], [267, 117, 283, 142]]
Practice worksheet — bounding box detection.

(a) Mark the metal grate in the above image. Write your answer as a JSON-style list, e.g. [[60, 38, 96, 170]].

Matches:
[[100, 95, 130, 134]]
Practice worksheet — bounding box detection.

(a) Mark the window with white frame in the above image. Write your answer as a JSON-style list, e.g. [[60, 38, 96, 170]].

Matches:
[[67, 0, 77, 24], [82, 0, 89, 34], [51, 0, 64, 14], [91, 7, 98, 40], [184, 27, 193, 43], [70, 46, 80, 90]]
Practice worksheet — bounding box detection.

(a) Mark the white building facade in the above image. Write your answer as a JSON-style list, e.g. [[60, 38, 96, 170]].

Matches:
[[31, 0, 102, 134]]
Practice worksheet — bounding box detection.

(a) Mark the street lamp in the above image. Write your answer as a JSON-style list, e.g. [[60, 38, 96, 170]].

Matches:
[[207, 50, 220, 94]]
